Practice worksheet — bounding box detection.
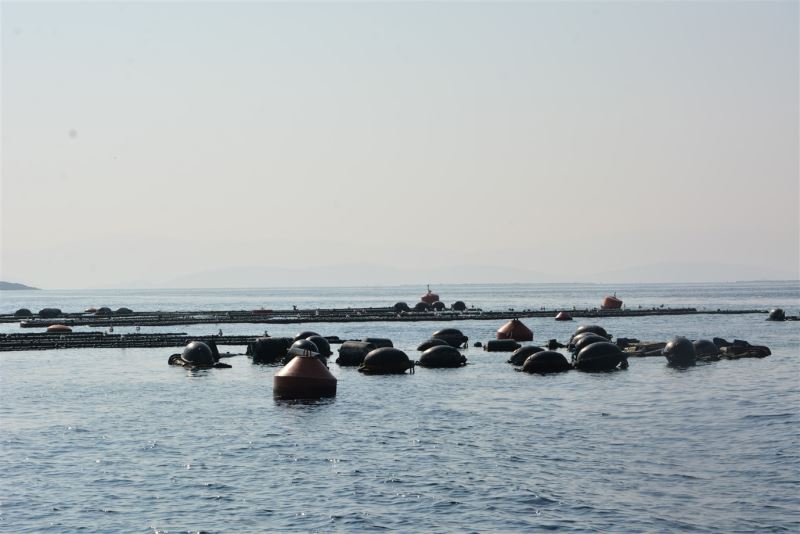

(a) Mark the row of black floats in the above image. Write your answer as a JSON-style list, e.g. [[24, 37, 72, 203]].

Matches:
[[504, 324, 628, 374]]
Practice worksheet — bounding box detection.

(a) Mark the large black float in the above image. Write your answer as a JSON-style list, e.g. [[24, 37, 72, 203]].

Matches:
[[432, 328, 468, 348], [521, 351, 571, 374], [358, 347, 414, 374], [336, 341, 376, 366], [663, 337, 697, 367], [574, 342, 627, 371], [418, 345, 467, 368]]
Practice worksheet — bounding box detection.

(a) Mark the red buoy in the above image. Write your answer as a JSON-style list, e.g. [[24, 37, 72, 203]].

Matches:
[[601, 295, 623, 310], [274, 352, 337, 399], [496, 318, 533, 341], [420, 285, 440, 304], [555, 311, 573, 321], [47, 324, 72, 333]]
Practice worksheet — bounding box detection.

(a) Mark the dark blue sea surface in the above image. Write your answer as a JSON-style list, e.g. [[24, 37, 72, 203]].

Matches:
[[1, 282, 799, 532]]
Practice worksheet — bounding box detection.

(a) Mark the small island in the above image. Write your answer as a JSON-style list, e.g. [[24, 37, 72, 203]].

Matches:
[[0, 281, 40, 290]]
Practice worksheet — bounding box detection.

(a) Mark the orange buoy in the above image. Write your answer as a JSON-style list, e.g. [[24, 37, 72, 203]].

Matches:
[[555, 311, 573, 321], [274, 352, 336, 399], [496, 318, 533, 341], [601, 294, 623, 310], [47, 324, 72, 333], [420, 284, 440, 304]]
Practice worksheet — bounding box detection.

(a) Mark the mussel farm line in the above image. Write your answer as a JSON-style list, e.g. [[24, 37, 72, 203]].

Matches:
[[0, 332, 260, 352], [4, 306, 769, 328]]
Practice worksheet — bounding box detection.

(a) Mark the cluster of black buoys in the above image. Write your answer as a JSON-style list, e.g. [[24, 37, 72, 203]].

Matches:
[[168, 340, 231, 369], [566, 325, 628, 371], [661, 336, 770, 366], [432, 328, 468, 348], [418, 345, 467, 368], [336, 341, 376, 366], [38, 308, 62, 318], [358, 347, 414, 374]]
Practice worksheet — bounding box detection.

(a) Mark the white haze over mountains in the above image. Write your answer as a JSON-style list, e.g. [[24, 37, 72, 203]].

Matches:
[[117, 261, 795, 290]]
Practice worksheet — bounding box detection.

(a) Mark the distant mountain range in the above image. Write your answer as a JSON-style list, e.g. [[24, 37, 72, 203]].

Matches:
[[0, 281, 40, 290]]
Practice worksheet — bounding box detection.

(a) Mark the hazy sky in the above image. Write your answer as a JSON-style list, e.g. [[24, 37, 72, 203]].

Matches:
[[2, 1, 798, 288]]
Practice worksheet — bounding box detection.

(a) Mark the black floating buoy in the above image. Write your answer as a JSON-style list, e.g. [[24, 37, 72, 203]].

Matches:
[[284, 339, 323, 364], [95, 307, 112, 316], [38, 307, 62, 318], [432, 328, 468, 348], [451, 301, 467, 311], [693, 339, 721, 361], [574, 342, 626, 372], [306, 335, 332, 357], [115, 307, 133, 315], [507, 345, 545, 365], [418, 345, 467, 368], [414, 302, 433, 312], [572, 333, 609, 354], [393, 302, 411, 313], [336, 341, 376, 366], [14, 308, 33, 318], [768, 308, 786, 321], [432, 301, 446, 311], [522, 351, 571, 374], [573, 325, 610, 340], [484, 339, 521, 352], [294, 331, 320, 342], [663, 337, 696, 367], [473, 341, 482, 348], [417, 338, 449, 351], [363, 337, 393, 348], [359, 347, 414, 374], [250, 337, 293, 363], [168, 341, 222, 368]]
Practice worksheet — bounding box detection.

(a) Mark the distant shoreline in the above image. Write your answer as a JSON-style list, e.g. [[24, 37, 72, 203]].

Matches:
[[0, 282, 40, 291]]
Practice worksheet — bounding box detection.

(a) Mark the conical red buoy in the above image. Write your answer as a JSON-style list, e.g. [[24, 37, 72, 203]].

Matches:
[[274, 353, 336, 399], [496, 318, 533, 341], [47, 324, 72, 333], [555, 311, 573, 321]]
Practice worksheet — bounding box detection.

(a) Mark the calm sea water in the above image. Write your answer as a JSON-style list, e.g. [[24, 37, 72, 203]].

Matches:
[[1, 282, 799, 532]]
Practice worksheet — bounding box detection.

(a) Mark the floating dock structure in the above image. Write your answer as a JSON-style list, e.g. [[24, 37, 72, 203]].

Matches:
[[0, 306, 768, 328]]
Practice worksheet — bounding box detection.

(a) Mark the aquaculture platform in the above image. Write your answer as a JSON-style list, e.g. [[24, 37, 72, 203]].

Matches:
[[1, 306, 768, 328], [0, 332, 256, 352]]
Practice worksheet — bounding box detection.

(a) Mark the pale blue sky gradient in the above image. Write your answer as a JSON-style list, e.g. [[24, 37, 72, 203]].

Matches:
[[2, 1, 798, 288]]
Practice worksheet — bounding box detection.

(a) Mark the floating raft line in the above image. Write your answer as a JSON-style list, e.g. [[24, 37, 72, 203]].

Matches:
[[0, 333, 347, 353], [1, 307, 768, 328]]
